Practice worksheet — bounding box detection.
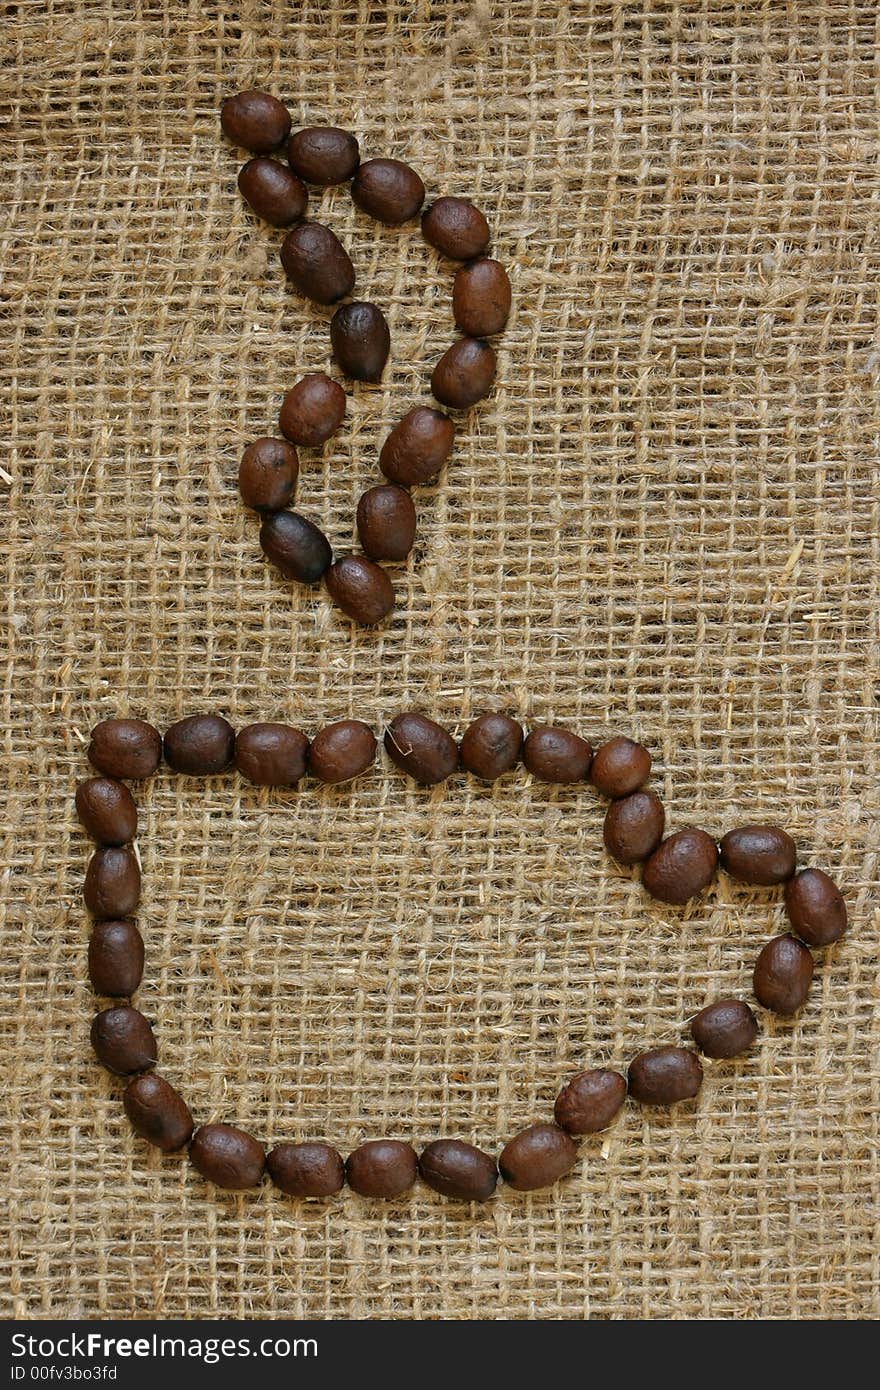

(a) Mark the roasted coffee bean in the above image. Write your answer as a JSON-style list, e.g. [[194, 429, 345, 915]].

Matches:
[[84, 847, 141, 919], [753, 935, 814, 1015], [260, 511, 333, 584], [346, 1139, 418, 1197], [379, 407, 455, 486], [88, 920, 145, 996], [164, 715, 235, 776], [784, 867, 847, 946], [221, 90, 291, 153], [75, 777, 138, 846], [356, 485, 417, 561], [351, 158, 425, 224], [628, 1047, 703, 1105], [453, 258, 512, 337], [603, 790, 666, 864], [590, 737, 651, 799], [419, 1139, 498, 1201], [720, 825, 797, 885], [330, 301, 390, 382], [308, 720, 376, 783], [522, 726, 593, 783], [234, 723, 309, 786], [267, 1142, 345, 1197], [238, 437, 298, 513], [642, 828, 718, 905], [237, 157, 307, 227], [422, 197, 490, 260], [460, 713, 523, 781], [384, 712, 459, 785], [280, 222, 355, 304], [91, 1005, 157, 1075], [88, 718, 162, 780], [690, 999, 758, 1058], [325, 555, 395, 624], [279, 373, 346, 448], [124, 1073, 194, 1152], [190, 1123, 266, 1190], [553, 1068, 627, 1135], [499, 1123, 577, 1191], [431, 338, 496, 409], [287, 126, 360, 185]]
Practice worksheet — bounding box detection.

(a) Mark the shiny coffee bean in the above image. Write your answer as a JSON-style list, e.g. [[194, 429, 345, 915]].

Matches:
[[453, 258, 512, 337], [384, 712, 459, 784], [603, 790, 665, 864], [628, 1047, 703, 1105], [260, 511, 333, 584], [690, 999, 758, 1058], [308, 720, 376, 783], [280, 222, 355, 304], [84, 847, 141, 919], [234, 723, 309, 786], [190, 1123, 266, 1190], [164, 715, 235, 776], [784, 868, 847, 946], [554, 1068, 627, 1135], [221, 90, 291, 153], [753, 935, 814, 1015], [287, 126, 359, 185], [88, 718, 162, 780], [419, 1139, 498, 1201], [431, 338, 496, 409], [88, 920, 145, 997], [238, 437, 298, 513], [237, 157, 307, 227], [346, 1140, 418, 1197], [325, 555, 395, 624], [460, 713, 523, 781], [499, 1123, 577, 1191], [642, 828, 718, 905], [422, 197, 490, 260], [75, 777, 138, 846], [356, 485, 417, 561], [379, 407, 455, 486], [590, 737, 651, 798], [720, 825, 797, 885], [522, 726, 593, 783], [124, 1074, 194, 1152], [268, 1142, 345, 1197], [351, 158, 425, 224], [91, 1005, 157, 1075], [330, 301, 390, 382], [279, 374, 346, 448]]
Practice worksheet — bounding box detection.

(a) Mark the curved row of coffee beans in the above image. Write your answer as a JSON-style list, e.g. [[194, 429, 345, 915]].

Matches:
[[79, 713, 847, 1199], [222, 90, 512, 626]]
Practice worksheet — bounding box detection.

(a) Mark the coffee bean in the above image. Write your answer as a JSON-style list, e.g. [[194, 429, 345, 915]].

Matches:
[[88, 719, 162, 780], [460, 713, 523, 781], [308, 720, 376, 783], [280, 222, 355, 304], [84, 847, 141, 919], [260, 511, 333, 585], [279, 374, 346, 448], [384, 712, 459, 784], [642, 828, 718, 905], [356, 485, 417, 561], [325, 555, 395, 624], [76, 777, 138, 846], [91, 1005, 157, 1075], [603, 790, 665, 864], [190, 1123, 266, 1190], [238, 437, 298, 513], [690, 999, 758, 1058], [379, 407, 455, 486], [422, 197, 490, 260], [287, 126, 360, 185], [452, 258, 512, 337], [419, 1139, 498, 1201], [346, 1139, 418, 1197], [720, 825, 797, 885], [221, 90, 291, 153], [553, 1068, 627, 1135], [124, 1073, 194, 1152], [88, 920, 145, 996], [267, 1142, 345, 1197], [330, 301, 390, 382], [784, 868, 847, 946], [431, 338, 496, 409], [164, 715, 235, 776], [590, 737, 651, 798], [628, 1046, 703, 1105], [237, 157, 307, 227], [753, 935, 814, 1015], [351, 158, 425, 224], [234, 723, 309, 786], [522, 726, 593, 783], [499, 1123, 577, 1191]]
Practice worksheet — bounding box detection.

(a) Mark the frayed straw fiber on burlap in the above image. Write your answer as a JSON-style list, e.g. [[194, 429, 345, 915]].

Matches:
[[2, 0, 878, 1320]]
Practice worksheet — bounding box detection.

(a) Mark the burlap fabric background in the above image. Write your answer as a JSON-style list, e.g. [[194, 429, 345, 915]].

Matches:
[[2, 0, 878, 1320]]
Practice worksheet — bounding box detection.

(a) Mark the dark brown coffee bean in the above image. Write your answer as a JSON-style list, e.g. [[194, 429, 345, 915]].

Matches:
[[590, 737, 651, 798], [221, 90, 291, 153], [234, 723, 309, 786], [522, 726, 593, 783], [260, 511, 333, 585], [720, 825, 797, 885], [431, 338, 496, 409], [642, 828, 718, 905], [308, 720, 376, 783], [124, 1073, 193, 1152], [419, 1139, 498, 1201], [422, 197, 490, 260], [603, 790, 666, 864], [84, 847, 141, 919], [690, 999, 758, 1058], [346, 1139, 418, 1197], [164, 715, 235, 776], [280, 222, 355, 304], [351, 158, 425, 224], [356, 485, 417, 561], [379, 407, 455, 487], [267, 1142, 345, 1197], [628, 1047, 703, 1105], [279, 374, 346, 448], [325, 555, 395, 625], [753, 935, 814, 1015], [287, 126, 360, 185], [330, 301, 390, 383], [499, 1123, 577, 1191], [91, 1005, 157, 1075], [237, 157, 307, 227], [384, 712, 459, 785], [88, 718, 162, 780], [190, 1123, 266, 1190], [88, 920, 145, 996], [460, 713, 523, 781], [238, 437, 298, 513], [553, 1068, 627, 1135], [784, 867, 847, 946], [453, 258, 512, 337], [75, 777, 138, 846]]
